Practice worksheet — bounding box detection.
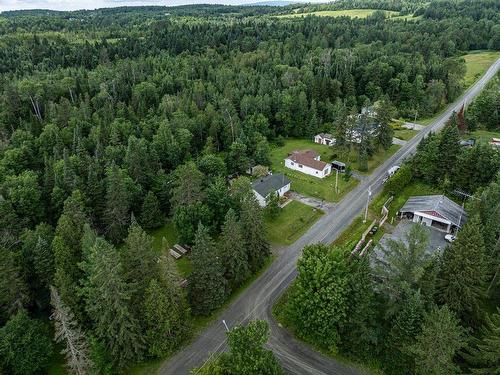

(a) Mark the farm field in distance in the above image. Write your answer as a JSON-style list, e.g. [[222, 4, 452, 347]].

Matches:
[[462, 50, 500, 87], [277, 9, 398, 19]]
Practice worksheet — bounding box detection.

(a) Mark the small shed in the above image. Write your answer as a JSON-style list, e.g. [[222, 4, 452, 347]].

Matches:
[[331, 160, 346, 172]]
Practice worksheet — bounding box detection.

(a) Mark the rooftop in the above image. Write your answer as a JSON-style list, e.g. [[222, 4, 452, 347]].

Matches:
[[286, 150, 328, 171], [252, 173, 291, 198], [317, 133, 334, 139], [400, 195, 467, 227]]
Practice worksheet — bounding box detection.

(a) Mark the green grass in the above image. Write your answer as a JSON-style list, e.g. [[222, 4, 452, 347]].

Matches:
[[462, 51, 500, 88], [148, 222, 193, 277], [270, 139, 400, 201], [464, 130, 500, 145], [394, 128, 418, 141], [265, 200, 324, 245], [150, 222, 179, 252], [277, 9, 397, 19], [270, 139, 358, 202]]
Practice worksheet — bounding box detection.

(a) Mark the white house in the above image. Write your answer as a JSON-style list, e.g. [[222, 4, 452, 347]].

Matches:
[[251, 173, 291, 207], [285, 150, 331, 178], [399, 195, 467, 233], [314, 133, 335, 146]]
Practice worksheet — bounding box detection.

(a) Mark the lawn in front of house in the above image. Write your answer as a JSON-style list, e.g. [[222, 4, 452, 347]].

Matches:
[[463, 130, 500, 145], [462, 50, 500, 88], [266, 200, 323, 245], [270, 139, 398, 200], [277, 9, 397, 19], [394, 128, 418, 141], [270, 139, 358, 202]]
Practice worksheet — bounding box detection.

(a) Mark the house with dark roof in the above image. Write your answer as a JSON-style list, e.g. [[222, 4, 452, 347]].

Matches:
[[251, 173, 291, 207], [284, 150, 331, 178], [399, 195, 467, 233], [314, 133, 335, 146]]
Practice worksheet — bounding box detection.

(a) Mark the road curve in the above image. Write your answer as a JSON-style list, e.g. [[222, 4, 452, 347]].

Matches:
[[159, 58, 500, 375]]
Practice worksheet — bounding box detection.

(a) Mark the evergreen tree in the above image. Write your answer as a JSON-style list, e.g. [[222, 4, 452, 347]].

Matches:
[[465, 308, 500, 375], [0, 309, 53, 375], [339, 255, 376, 360], [219, 209, 250, 290], [81, 237, 144, 368], [375, 99, 395, 151], [437, 115, 460, 178], [410, 306, 466, 375], [52, 190, 88, 322], [188, 224, 226, 316], [265, 192, 281, 220], [143, 256, 187, 358], [240, 197, 270, 273], [104, 165, 132, 243], [438, 215, 488, 326], [121, 223, 158, 308], [139, 191, 164, 230], [0, 248, 29, 323], [50, 286, 95, 375], [384, 290, 425, 375], [204, 176, 231, 231], [373, 223, 431, 303]]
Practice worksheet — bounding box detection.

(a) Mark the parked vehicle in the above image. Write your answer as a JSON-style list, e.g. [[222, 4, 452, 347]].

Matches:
[[369, 226, 378, 235], [387, 165, 400, 177], [445, 234, 456, 243]]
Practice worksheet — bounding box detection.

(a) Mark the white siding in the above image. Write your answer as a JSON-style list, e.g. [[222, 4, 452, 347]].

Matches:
[[285, 159, 330, 179], [253, 190, 267, 207]]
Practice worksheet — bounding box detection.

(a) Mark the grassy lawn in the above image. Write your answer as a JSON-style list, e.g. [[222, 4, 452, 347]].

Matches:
[[277, 9, 397, 19], [462, 50, 500, 88], [394, 128, 418, 141], [463, 129, 500, 144], [149, 222, 193, 278], [266, 200, 324, 245], [270, 139, 399, 201], [270, 139, 358, 202]]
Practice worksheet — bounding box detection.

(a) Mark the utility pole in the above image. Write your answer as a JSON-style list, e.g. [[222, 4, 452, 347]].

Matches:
[[363, 185, 371, 223], [335, 169, 339, 195]]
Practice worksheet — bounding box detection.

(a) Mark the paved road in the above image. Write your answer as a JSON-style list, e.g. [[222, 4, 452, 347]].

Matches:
[[159, 58, 500, 375]]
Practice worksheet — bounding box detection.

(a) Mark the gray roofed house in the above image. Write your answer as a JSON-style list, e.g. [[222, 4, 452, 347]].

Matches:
[[252, 173, 291, 207], [399, 195, 467, 233]]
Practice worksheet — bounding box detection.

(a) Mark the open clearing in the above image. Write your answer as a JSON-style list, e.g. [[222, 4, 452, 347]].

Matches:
[[462, 51, 500, 87], [277, 9, 398, 19], [270, 139, 399, 201], [266, 200, 324, 245], [463, 130, 500, 145], [270, 139, 359, 202]]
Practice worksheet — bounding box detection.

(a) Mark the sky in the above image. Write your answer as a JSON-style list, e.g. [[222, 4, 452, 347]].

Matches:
[[0, 0, 322, 12]]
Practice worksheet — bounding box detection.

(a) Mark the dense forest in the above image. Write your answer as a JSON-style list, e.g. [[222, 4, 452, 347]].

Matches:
[[0, 0, 498, 374]]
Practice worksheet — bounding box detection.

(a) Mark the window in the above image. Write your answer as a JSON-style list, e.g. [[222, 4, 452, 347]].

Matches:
[[315, 171, 318, 174], [299, 164, 303, 168], [291, 162, 294, 166]]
